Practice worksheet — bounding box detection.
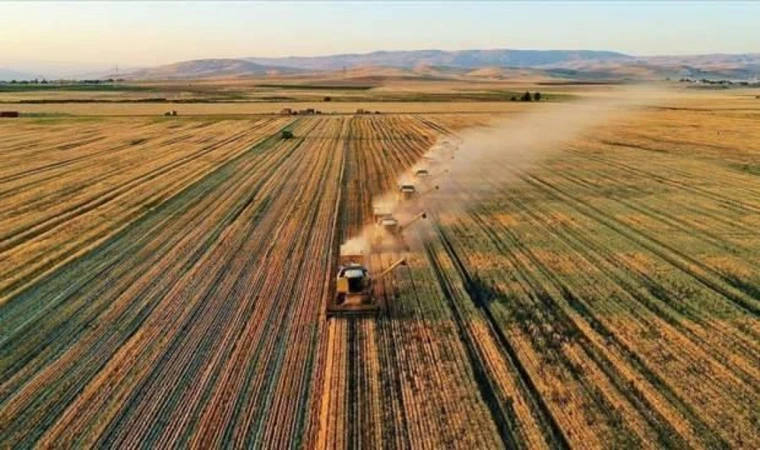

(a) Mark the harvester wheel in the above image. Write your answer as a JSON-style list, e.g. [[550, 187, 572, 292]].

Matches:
[[335, 293, 346, 305]]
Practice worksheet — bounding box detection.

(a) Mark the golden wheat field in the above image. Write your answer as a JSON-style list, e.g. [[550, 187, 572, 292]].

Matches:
[[1, 88, 759, 449]]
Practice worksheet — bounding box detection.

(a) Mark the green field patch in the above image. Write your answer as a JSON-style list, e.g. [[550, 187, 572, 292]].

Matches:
[[0, 83, 155, 92], [256, 84, 375, 90]]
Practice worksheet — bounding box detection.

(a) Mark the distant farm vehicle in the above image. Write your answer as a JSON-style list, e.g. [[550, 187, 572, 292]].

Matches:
[[0, 111, 19, 118], [164, 110, 177, 116], [281, 130, 294, 139]]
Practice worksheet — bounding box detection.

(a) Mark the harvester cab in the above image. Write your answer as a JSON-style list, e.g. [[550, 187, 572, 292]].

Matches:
[[398, 184, 416, 201], [372, 214, 400, 250], [377, 215, 400, 236], [327, 245, 407, 317], [373, 206, 391, 223], [415, 168, 430, 178]]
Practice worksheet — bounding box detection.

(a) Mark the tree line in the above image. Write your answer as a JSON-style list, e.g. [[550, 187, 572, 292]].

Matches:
[[510, 92, 543, 102]]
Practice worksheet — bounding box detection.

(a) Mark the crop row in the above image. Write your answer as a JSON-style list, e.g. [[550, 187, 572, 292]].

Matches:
[[316, 107, 758, 448], [0, 118, 291, 303], [408, 115, 759, 448], [0, 114, 481, 448]]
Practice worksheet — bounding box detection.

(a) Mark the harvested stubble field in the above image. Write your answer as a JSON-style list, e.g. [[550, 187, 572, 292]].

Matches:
[[1, 95, 759, 449]]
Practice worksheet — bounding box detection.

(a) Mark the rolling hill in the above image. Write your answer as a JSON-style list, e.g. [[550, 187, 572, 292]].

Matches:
[[107, 50, 760, 81], [122, 58, 303, 80], [245, 49, 633, 71]]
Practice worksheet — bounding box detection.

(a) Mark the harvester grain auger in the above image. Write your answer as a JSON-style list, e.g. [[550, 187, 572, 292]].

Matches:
[[326, 245, 407, 317], [416, 169, 449, 188], [429, 169, 449, 182], [399, 211, 427, 233], [419, 185, 440, 198]]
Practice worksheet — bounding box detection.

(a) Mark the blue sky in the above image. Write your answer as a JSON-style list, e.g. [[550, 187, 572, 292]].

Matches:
[[1, 1, 758, 67]]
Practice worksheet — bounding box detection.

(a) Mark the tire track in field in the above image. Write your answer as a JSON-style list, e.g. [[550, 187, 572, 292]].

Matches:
[[496, 179, 760, 388], [427, 217, 571, 450], [0, 121, 300, 447], [583, 148, 760, 215], [459, 202, 720, 449], [0, 120, 290, 302], [519, 173, 760, 316]]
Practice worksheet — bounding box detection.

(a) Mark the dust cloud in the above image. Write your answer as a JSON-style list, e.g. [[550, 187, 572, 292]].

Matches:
[[340, 234, 371, 258], [428, 85, 676, 206], [349, 85, 677, 255]]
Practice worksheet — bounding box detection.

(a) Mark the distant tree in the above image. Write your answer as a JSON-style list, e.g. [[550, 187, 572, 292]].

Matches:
[[323, 96, 332, 102], [510, 96, 517, 101], [521, 91, 532, 102], [10, 80, 16, 84], [533, 92, 542, 101]]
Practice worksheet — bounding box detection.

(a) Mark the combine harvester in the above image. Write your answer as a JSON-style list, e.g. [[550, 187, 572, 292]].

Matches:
[[326, 245, 407, 317], [372, 211, 427, 250], [398, 184, 417, 201], [416, 167, 449, 187], [326, 211, 427, 317], [397, 183, 439, 202], [327, 145, 453, 318]]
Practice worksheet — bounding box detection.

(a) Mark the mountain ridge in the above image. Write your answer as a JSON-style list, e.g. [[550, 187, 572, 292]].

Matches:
[[5, 49, 760, 81], [244, 48, 633, 70], [123, 58, 302, 80]]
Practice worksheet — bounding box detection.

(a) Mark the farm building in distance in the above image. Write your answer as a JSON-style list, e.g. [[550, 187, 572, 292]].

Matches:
[[1, 111, 20, 118]]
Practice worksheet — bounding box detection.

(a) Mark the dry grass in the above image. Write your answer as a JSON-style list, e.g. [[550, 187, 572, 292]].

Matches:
[[1, 85, 758, 448]]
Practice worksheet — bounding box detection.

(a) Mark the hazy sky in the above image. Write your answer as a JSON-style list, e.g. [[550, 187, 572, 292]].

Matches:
[[1, 1, 758, 68]]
